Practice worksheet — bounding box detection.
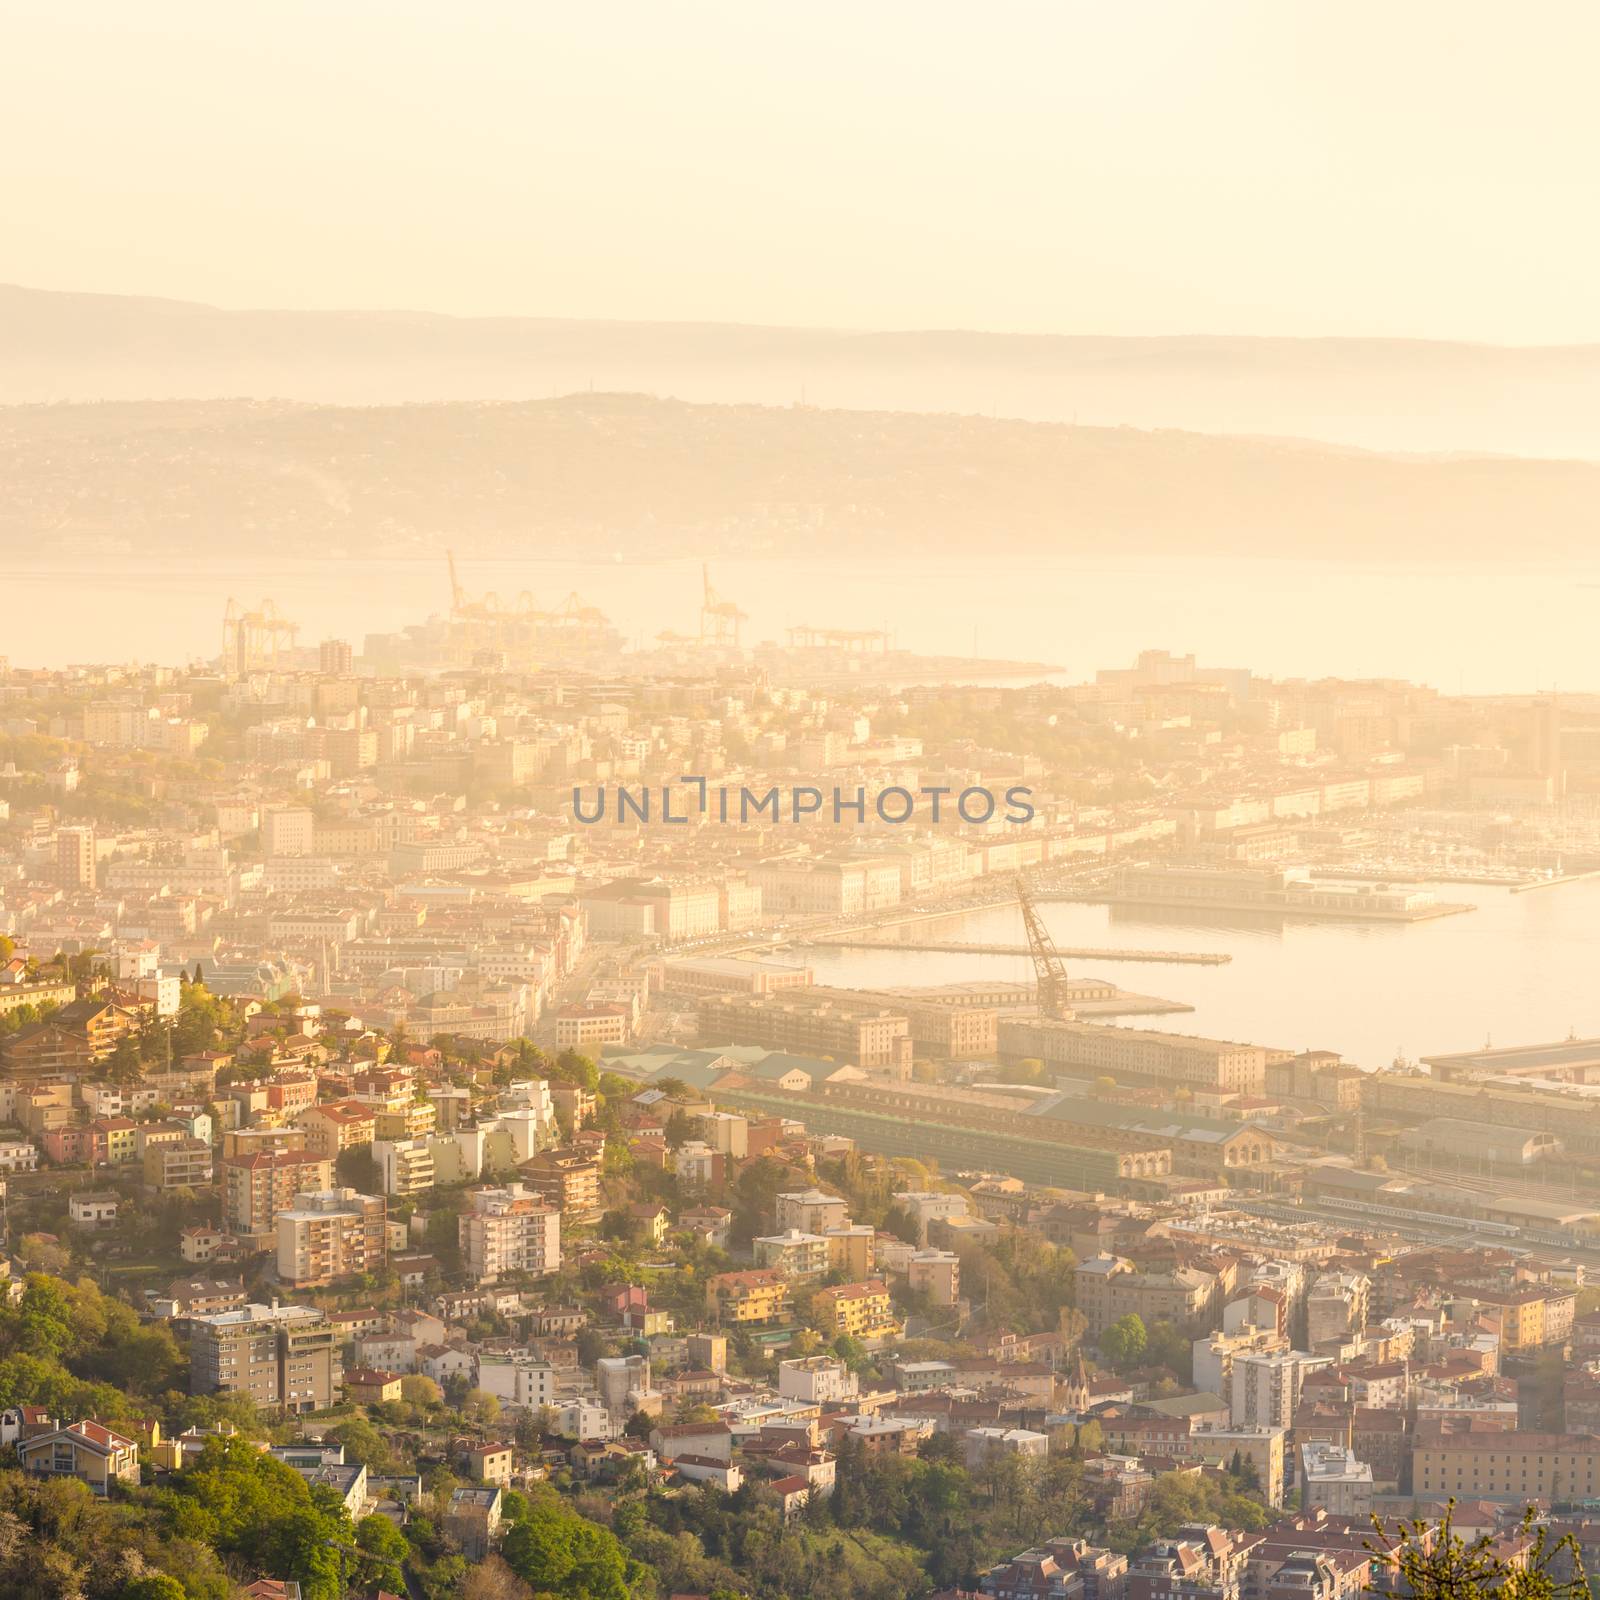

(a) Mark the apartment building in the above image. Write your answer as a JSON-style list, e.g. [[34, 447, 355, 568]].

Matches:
[[220, 1150, 334, 1235], [1413, 1433, 1600, 1502], [1074, 1254, 1223, 1339], [143, 1136, 215, 1191], [360, 1093, 437, 1142], [908, 1249, 961, 1307], [1469, 1285, 1577, 1353], [1232, 1352, 1326, 1430], [698, 992, 913, 1074], [373, 1137, 436, 1197], [553, 1002, 631, 1051], [826, 1224, 877, 1281], [458, 1183, 562, 1283], [705, 1269, 790, 1326], [778, 1356, 859, 1406], [521, 1148, 603, 1223], [295, 1100, 378, 1160], [896, 1190, 970, 1245], [813, 1280, 901, 1345], [754, 1229, 832, 1279], [774, 1189, 851, 1234], [1193, 1324, 1290, 1407], [1306, 1272, 1371, 1350], [748, 858, 902, 917], [189, 1302, 342, 1414], [0, 975, 76, 1021], [276, 1188, 387, 1287], [1300, 1442, 1374, 1520]]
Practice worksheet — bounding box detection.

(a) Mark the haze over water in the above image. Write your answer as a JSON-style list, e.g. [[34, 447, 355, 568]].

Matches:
[[805, 879, 1600, 1071], [9, 555, 1598, 694]]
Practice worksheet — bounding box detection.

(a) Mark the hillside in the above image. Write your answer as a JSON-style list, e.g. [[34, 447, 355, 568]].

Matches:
[[3, 392, 1597, 564], [11, 283, 1600, 455]]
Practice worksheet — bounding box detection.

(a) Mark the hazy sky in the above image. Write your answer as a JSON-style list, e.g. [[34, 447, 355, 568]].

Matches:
[[10, 1, 1600, 340]]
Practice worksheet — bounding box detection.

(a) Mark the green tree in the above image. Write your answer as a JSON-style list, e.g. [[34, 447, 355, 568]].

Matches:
[[355, 1513, 410, 1594], [121, 1578, 188, 1600], [106, 1035, 144, 1084], [1100, 1313, 1147, 1368], [500, 1494, 632, 1600], [330, 1418, 401, 1476]]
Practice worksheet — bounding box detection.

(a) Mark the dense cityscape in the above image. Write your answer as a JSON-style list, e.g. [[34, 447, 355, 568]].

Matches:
[[14, 7, 1600, 1600], [1, 607, 1599, 1600]]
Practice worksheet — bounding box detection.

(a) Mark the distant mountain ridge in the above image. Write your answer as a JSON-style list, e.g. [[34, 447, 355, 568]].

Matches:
[[5, 391, 1598, 565], [9, 282, 1600, 456]]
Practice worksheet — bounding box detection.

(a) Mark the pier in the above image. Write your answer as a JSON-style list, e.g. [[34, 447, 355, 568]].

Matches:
[[1509, 869, 1600, 895], [800, 937, 1231, 965]]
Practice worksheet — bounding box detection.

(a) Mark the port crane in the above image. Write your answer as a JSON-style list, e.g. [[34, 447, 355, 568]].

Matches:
[[221, 598, 298, 680], [786, 624, 891, 652], [699, 563, 747, 646], [1017, 876, 1075, 1021], [445, 551, 614, 660]]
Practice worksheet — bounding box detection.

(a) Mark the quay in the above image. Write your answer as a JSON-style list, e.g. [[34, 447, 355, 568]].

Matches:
[[799, 937, 1231, 965], [1509, 868, 1600, 895]]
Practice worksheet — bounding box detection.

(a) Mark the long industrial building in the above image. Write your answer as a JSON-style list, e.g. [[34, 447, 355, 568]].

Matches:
[[706, 1079, 1170, 1193], [999, 1018, 1273, 1095], [698, 992, 914, 1074]]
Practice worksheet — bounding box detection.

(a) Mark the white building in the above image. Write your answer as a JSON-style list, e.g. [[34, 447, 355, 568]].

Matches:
[[1230, 1351, 1328, 1429], [778, 1356, 858, 1406], [373, 1138, 436, 1197], [458, 1183, 562, 1283], [597, 1354, 651, 1419], [1301, 1441, 1374, 1519], [896, 1190, 969, 1245], [0, 1140, 39, 1173], [964, 1426, 1049, 1468], [475, 1353, 557, 1409], [775, 1189, 850, 1234]]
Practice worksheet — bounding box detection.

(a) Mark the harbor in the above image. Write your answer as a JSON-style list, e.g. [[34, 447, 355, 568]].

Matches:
[[801, 935, 1231, 965], [798, 874, 1600, 1071], [1085, 863, 1476, 922]]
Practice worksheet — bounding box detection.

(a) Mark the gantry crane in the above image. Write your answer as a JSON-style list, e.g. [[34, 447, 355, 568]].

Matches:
[[699, 563, 748, 646], [1017, 875, 1075, 1021], [786, 624, 891, 652], [444, 551, 617, 662], [221, 598, 299, 680]]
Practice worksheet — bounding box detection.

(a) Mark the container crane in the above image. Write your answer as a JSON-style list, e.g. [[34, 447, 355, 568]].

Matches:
[[221, 597, 299, 680], [700, 563, 748, 646]]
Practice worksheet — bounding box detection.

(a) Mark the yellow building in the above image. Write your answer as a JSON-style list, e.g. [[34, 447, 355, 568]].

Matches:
[[814, 1279, 902, 1345], [92, 1118, 139, 1165], [295, 1101, 378, 1160], [825, 1225, 876, 1281], [370, 1097, 437, 1142], [705, 1269, 790, 1325], [1414, 1433, 1600, 1502], [18, 1421, 140, 1496], [1472, 1287, 1576, 1353]]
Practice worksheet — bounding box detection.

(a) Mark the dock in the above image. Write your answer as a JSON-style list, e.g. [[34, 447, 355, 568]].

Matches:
[[1509, 869, 1600, 895], [800, 937, 1231, 965]]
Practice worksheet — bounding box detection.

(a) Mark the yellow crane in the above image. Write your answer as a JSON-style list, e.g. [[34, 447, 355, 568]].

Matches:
[[221, 598, 298, 680], [699, 563, 748, 646]]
